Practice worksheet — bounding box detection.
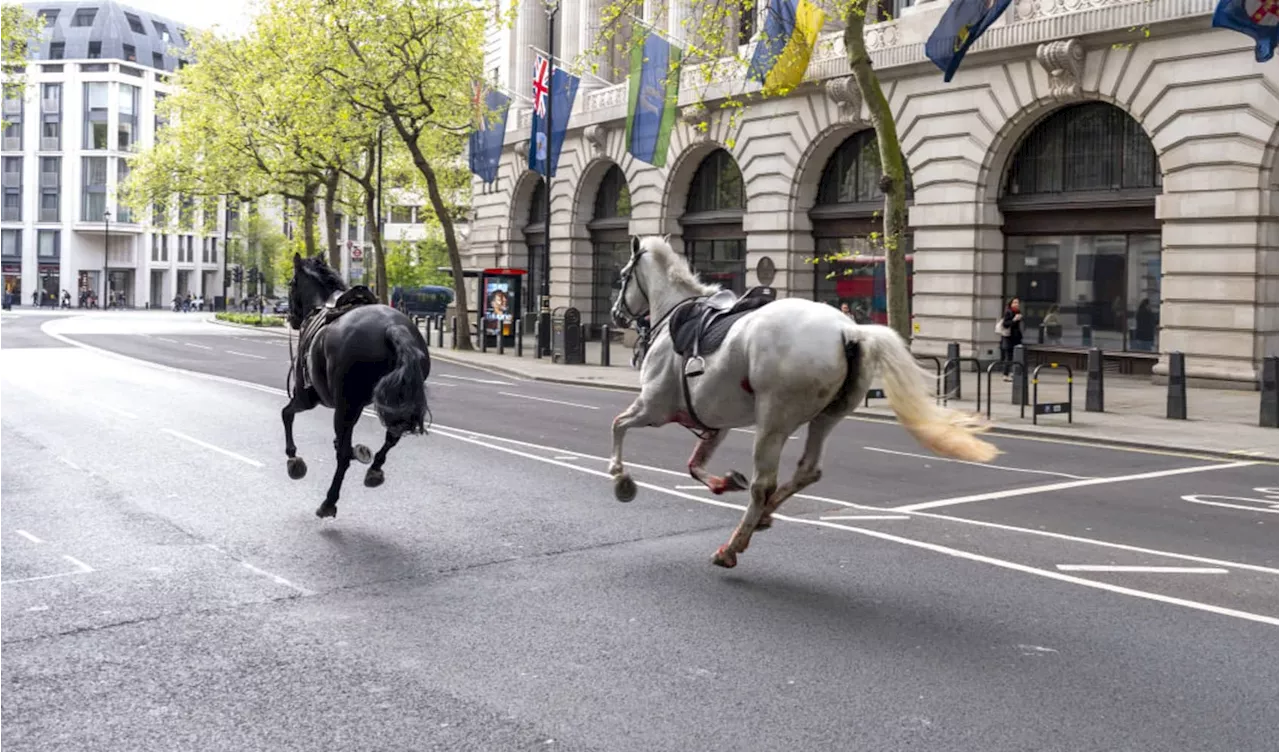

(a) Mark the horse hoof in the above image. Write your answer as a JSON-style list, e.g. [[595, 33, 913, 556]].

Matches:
[[353, 444, 373, 464], [286, 457, 308, 480], [364, 468, 384, 488], [755, 514, 773, 531], [315, 502, 337, 519], [711, 545, 737, 569], [724, 470, 749, 492], [613, 474, 637, 503]]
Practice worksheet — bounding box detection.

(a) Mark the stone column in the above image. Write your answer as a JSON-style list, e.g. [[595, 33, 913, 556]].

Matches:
[[513, 0, 548, 100]]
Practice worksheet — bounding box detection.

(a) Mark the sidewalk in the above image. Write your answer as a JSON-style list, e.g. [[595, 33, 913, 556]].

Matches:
[[426, 331, 1278, 462]]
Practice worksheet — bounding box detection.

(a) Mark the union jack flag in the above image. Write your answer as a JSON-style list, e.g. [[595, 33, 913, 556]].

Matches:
[[531, 54, 550, 117]]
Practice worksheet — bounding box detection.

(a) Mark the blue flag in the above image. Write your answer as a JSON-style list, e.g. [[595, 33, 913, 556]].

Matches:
[[1212, 0, 1278, 62], [529, 54, 580, 178], [626, 31, 681, 168], [924, 0, 1013, 82], [468, 84, 511, 185]]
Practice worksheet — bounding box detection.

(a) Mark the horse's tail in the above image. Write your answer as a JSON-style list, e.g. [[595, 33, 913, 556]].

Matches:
[[373, 325, 429, 437], [852, 324, 1000, 464]]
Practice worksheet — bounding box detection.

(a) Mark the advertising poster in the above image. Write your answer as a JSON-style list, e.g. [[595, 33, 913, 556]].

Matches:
[[484, 279, 513, 337]]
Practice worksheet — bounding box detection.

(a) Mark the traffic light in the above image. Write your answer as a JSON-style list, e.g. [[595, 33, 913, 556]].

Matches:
[[232, 267, 243, 284], [247, 267, 258, 285]]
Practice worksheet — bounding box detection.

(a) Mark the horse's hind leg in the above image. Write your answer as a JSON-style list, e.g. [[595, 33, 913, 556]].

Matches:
[[712, 426, 787, 569], [363, 430, 401, 488], [755, 412, 841, 532], [317, 404, 361, 519], [282, 387, 319, 480], [687, 430, 748, 494]]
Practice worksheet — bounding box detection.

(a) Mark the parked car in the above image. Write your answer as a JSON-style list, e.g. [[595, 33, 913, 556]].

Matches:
[[273, 299, 289, 315], [392, 285, 454, 317]]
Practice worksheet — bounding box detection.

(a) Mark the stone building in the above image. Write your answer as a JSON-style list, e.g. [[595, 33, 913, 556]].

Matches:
[[468, 0, 1279, 387]]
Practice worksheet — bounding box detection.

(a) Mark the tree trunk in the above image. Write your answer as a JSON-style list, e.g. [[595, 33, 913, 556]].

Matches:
[[845, 0, 911, 344], [301, 181, 319, 258], [386, 111, 474, 351], [323, 169, 341, 268], [362, 180, 388, 304]]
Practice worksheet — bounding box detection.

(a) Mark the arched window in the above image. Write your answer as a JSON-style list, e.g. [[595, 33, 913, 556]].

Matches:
[[1000, 103, 1162, 357], [522, 177, 549, 316], [810, 130, 914, 325], [589, 165, 632, 331], [680, 149, 746, 294]]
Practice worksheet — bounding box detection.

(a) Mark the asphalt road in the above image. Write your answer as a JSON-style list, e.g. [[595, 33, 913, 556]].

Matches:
[[3, 311, 1277, 752]]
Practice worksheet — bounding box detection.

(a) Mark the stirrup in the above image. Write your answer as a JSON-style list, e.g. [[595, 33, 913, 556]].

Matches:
[[684, 356, 706, 378]]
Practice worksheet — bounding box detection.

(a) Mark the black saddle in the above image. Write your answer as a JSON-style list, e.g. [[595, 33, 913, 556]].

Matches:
[[670, 286, 777, 360], [295, 286, 381, 392]]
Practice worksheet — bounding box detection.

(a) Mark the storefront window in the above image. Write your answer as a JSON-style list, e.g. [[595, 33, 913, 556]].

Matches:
[[589, 165, 631, 330], [813, 236, 914, 324], [686, 239, 746, 295], [1003, 233, 1160, 352]]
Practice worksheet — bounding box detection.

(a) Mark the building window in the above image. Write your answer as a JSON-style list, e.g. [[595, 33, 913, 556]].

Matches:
[[37, 229, 60, 258], [152, 52, 164, 70], [161, 234, 169, 261], [154, 92, 167, 133], [810, 130, 915, 324], [153, 21, 171, 42], [1000, 103, 1162, 354], [40, 83, 61, 151], [1, 228, 20, 256], [178, 194, 193, 229], [118, 84, 139, 150], [37, 9, 59, 25], [81, 156, 108, 220], [2, 156, 22, 222], [123, 44, 137, 62], [389, 205, 413, 224], [682, 149, 746, 295], [738, 0, 757, 46], [83, 82, 109, 149], [39, 156, 59, 222], [71, 8, 96, 27], [151, 233, 160, 261], [115, 158, 132, 222], [88, 41, 102, 59], [125, 12, 146, 34], [2, 88, 22, 151], [589, 165, 632, 330], [49, 42, 64, 59]]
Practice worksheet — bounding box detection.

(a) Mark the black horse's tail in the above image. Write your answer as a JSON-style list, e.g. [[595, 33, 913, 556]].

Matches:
[[373, 325, 429, 437]]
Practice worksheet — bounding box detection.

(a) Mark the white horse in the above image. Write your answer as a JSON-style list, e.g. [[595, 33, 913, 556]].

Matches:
[[608, 235, 1000, 569]]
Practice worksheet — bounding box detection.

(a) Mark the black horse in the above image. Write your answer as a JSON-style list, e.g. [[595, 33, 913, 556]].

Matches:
[[283, 253, 431, 518]]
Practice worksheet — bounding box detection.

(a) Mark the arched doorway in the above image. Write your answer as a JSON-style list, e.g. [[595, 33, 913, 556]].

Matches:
[[588, 164, 631, 333], [521, 179, 548, 317], [680, 149, 746, 294], [1000, 102, 1162, 362], [810, 130, 913, 325]]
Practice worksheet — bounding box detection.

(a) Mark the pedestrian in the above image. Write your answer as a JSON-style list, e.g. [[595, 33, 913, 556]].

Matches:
[[996, 297, 1022, 381]]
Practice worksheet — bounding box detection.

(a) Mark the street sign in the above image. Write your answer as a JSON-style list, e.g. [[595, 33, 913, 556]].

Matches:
[[351, 246, 364, 260]]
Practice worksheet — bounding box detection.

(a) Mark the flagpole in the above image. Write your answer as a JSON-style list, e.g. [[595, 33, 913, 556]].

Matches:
[[526, 44, 613, 87], [624, 12, 690, 50], [539, 0, 558, 357]]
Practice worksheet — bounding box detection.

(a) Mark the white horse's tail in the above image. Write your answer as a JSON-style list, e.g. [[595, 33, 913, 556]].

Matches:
[[854, 325, 1000, 464]]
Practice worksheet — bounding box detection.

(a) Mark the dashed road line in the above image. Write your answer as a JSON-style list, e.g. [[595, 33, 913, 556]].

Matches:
[[93, 401, 138, 419], [184, 342, 213, 350], [161, 428, 264, 468], [15, 530, 44, 544], [437, 373, 513, 386], [225, 350, 267, 360], [56, 456, 82, 471], [1055, 565, 1230, 574], [155, 337, 179, 344], [863, 446, 1092, 480], [819, 515, 911, 522], [498, 392, 598, 410], [62, 555, 94, 573]]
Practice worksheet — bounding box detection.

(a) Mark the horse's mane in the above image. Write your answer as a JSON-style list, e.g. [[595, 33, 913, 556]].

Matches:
[[640, 236, 719, 296], [300, 255, 347, 292]]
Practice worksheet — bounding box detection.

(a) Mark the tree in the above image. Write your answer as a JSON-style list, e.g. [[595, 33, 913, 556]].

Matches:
[[587, 0, 913, 340], [385, 237, 453, 290], [278, 0, 484, 350], [1, 3, 45, 127]]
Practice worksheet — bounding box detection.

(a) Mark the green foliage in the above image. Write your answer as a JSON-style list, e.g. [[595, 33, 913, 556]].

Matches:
[[216, 312, 286, 327], [1, 3, 45, 127], [385, 237, 453, 290]]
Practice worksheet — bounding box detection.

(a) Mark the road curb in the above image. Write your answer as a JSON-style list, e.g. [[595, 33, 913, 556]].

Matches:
[[206, 316, 291, 336], [429, 349, 1278, 463]]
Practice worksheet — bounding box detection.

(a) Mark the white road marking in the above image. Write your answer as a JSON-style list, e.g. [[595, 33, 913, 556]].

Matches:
[[437, 373, 513, 385], [864, 446, 1092, 480], [57, 456, 82, 471], [15, 530, 44, 544], [1, 570, 94, 586], [555, 455, 581, 461], [793, 493, 891, 512], [498, 391, 599, 410], [184, 342, 213, 350], [204, 544, 314, 596], [62, 555, 94, 573], [427, 426, 1279, 626], [1055, 565, 1230, 574], [674, 485, 705, 490], [156, 337, 179, 344], [819, 515, 911, 521], [731, 428, 797, 440], [1181, 493, 1279, 514], [892, 461, 1257, 512], [94, 401, 138, 419], [161, 428, 264, 468], [225, 350, 267, 360], [426, 381, 457, 387]]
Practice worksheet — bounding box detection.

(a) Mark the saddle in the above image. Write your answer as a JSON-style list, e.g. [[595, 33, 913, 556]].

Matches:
[[670, 286, 777, 369], [667, 286, 777, 437], [294, 286, 381, 393]]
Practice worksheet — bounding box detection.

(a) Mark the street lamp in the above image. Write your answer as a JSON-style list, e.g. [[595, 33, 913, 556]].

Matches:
[[222, 194, 231, 312], [102, 209, 111, 309], [539, 0, 559, 356]]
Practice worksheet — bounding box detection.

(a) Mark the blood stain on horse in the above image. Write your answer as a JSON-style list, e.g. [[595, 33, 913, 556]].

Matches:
[[740, 378, 754, 395]]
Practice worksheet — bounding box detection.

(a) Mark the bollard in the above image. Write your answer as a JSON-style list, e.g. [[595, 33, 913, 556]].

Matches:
[[480, 320, 488, 353], [1260, 355, 1278, 428], [1085, 347, 1104, 412], [435, 318, 444, 349], [1011, 344, 1027, 406], [601, 325, 611, 367], [497, 323, 505, 355], [515, 318, 524, 358], [945, 342, 961, 400], [1082, 325, 1093, 348], [534, 319, 543, 360], [1166, 351, 1187, 420], [450, 316, 457, 349]]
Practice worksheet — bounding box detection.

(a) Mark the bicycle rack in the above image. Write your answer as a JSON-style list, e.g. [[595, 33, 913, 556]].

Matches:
[[1031, 362, 1074, 425], [914, 354, 943, 404], [942, 357, 983, 410], [985, 361, 1027, 420]]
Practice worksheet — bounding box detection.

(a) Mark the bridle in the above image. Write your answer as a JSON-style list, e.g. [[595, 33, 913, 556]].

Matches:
[[613, 249, 649, 326]]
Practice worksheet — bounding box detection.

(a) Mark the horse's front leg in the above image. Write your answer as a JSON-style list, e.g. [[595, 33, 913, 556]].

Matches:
[[317, 404, 361, 519], [363, 430, 401, 488], [609, 395, 657, 503], [686, 430, 748, 494], [282, 387, 320, 480]]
